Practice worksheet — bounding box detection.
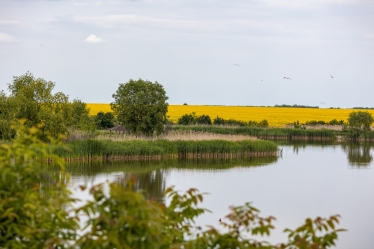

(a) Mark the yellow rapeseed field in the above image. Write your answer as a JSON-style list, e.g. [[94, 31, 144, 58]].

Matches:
[[87, 104, 374, 127]]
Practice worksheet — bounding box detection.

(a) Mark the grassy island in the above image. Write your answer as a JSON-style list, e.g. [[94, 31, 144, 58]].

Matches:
[[54, 138, 278, 162]]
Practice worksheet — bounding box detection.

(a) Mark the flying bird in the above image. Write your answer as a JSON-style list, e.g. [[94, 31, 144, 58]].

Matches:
[[283, 77, 291, 80], [234, 64, 239, 66], [320, 102, 326, 105], [330, 75, 333, 78]]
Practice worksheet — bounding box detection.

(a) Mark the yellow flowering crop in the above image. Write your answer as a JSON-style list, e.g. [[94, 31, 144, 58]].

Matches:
[[87, 104, 374, 127]]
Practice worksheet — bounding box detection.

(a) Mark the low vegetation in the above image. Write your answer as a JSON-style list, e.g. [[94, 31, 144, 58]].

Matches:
[[54, 138, 278, 161], [172, 125, 336, 140]]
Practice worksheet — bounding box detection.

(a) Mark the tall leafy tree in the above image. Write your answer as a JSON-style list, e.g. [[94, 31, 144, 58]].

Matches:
[[347, 111, 374, 139], [0, 72, 93, 140], [111, 79, 169, 136], [69, 99, 94, 130]]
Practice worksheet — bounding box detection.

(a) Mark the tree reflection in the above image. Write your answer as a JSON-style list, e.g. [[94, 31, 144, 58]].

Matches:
[[342, 142, 373, 167], [132, 170, 166, 202], [65, 157, 278, 202]]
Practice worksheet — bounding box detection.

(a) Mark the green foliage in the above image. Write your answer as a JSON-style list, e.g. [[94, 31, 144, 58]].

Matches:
[[196, 114, 212, 125], [0, 91, 17, 140], [111, 79, 169, 136], [94, 111, 116, 129], [172, 126, 336, 140], [301, 119, 345, 126], [213, 116, 247, 126], [258, 119, 269, 128], [2, 124, 345, 249], [0, 122, 78, 248], [248, 119, 269, 128], [178, 112, 197, 125], [212, 116, 268, 127], [281, 215, 345, 249], [69, 98, 94, 130], [347, 111, 374, 139], [0, 72, 93, 141], [178, 113, 213, 125], [293, 120, 306, 129]]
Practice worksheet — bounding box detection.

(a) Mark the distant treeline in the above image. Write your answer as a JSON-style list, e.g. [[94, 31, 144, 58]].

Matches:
[[275, 104, 319, 108], [299, 119, 346, 126], [176, 112, 269, 128], [353, 107, 374, 110]]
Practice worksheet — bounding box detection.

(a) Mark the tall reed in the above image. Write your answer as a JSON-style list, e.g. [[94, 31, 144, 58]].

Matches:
[[172, 126, 335, 140], [53, 138, 278, 161]]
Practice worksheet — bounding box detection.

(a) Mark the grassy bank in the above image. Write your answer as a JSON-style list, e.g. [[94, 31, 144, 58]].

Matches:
[[172, 126, 336, 140], [53, 139, 278, 161]]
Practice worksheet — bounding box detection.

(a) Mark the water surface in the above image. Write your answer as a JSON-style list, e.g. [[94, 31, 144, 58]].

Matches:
[[67, 142, 374, 248]]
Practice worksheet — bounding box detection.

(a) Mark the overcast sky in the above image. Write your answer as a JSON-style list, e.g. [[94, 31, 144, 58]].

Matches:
[[0, 0, 373, 107]]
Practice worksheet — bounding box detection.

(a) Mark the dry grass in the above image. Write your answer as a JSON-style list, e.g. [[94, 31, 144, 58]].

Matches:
[[97, 130, 257, 142]]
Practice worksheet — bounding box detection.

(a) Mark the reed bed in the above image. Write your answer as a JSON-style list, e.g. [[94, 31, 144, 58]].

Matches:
[[172, 126, 336, 140], [53, 139, 278, 162], [97, 130, 257, 142]]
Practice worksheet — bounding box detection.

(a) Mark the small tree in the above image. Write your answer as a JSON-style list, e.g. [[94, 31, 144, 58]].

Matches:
[[213, 115, 225, 125], [111, 79, 169, 136], [95, 111, 115, 129], [258, 119, 269, 128], [196, 114, 212, 125], [347, 111, 374, 139], [178, 112, 197, 125]]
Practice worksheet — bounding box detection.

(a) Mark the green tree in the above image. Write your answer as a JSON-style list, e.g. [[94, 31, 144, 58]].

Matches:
[[111, 79, 169, 136], [95, 111, 116, 129], [178, 112, 197, 125], [0, 72, 93, 140], [0, 91, 17, 140], [347, 111, 374, 139], [196, 114, 212, 125], [258, 119, 269, 128], [69, 98, 94, 130]]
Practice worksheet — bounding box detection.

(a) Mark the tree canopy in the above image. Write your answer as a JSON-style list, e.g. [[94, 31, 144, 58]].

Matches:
[[111, 79, 169, 136], [347, 111, 374, 139], [94, 111, 116, 129], [0, 72, 93, 140]]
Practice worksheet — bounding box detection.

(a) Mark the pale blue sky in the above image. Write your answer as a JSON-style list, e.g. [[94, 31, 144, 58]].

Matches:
[[0, 0, 373, 107]]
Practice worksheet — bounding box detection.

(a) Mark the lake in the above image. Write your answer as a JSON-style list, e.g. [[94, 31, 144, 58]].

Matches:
[[67, 141, 374, 248]]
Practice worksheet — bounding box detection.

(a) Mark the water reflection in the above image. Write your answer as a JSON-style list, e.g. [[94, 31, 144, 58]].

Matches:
[[276, 140, 335, 154], [342, 142, 373, 167], [275, 140, 374, 168], [65, 156, 278, 201]]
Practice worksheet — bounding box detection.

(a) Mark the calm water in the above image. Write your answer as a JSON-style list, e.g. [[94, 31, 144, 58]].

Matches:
[[67, 142, 374, 249]]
